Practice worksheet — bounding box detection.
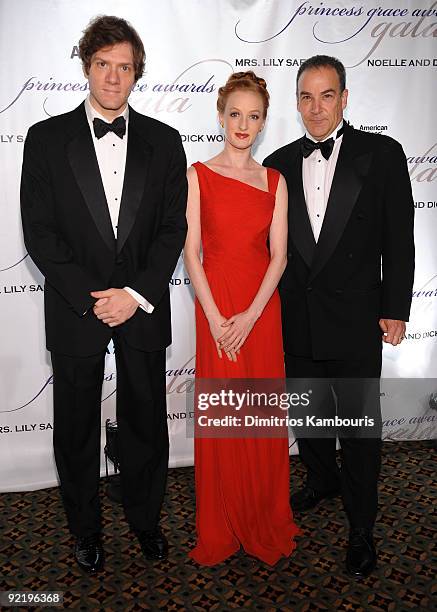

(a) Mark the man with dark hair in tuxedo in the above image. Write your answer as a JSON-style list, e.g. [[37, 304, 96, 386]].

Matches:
[[21, 15, 187, 573], [264, 55, 414, 577]]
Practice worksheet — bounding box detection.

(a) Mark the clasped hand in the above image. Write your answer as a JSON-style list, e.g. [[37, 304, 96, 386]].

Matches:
[[91, 288, 139, 327], [209, 310, 258, 362], [379, 318, 405, 346]]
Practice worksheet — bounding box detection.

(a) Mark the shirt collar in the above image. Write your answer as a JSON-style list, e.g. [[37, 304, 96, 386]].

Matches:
[[85, 95, 129, 127], [306, 119, 344, 143]]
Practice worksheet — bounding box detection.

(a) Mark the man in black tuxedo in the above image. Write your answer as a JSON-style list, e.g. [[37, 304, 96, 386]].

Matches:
[[20, 16, 187, 573], [264, 55, 414, 577]]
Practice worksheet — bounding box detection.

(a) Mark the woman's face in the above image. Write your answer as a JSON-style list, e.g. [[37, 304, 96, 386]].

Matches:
[[219, 89, 265, 150]]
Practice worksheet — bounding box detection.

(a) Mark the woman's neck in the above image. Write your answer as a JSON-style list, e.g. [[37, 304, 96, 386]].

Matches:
[[218, 141, 254, 168]]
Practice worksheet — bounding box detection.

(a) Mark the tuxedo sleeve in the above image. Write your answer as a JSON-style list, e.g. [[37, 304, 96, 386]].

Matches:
[[20, 127, 101, 316], [381, 139, 415, 321], [128, 131, 188, 306]]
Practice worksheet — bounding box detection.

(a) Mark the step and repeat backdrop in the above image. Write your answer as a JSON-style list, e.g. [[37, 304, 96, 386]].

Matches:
[[0, 0, 436, 491]]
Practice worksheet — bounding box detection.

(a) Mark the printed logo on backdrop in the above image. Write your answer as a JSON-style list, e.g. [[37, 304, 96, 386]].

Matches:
[[409, 143, 437, 185], [0, 282, 42, 293], [0, 373, 55, 435], [403, 329, 437, 341], [181, 134, 224, 144], [0, 275, 192, 291], [0, 255, 29, 273], [410, 274, 437, 318], [0, 355, 115, 416], [0, 55, 233, 117], [234, 2, 437, 68], [359, 124, 388, 135], [0, 352, 195, 422], [381, 380, 437, 440], [167, 356, 195, 422], [382, 412, 437, 440], [415, 200, 437, 209], [101, 354, 196, 423], [170, 276, 191, 287], [0, 135, 24, 143]]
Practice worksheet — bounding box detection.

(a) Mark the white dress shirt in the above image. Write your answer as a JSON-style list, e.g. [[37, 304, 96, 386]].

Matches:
[[302, 120, 344, 242], [85, 97, 153, 313]]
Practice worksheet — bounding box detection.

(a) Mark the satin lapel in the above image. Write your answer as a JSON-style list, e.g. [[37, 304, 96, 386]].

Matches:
[[309, 130, 372, 282], [288, 145, 316, 269], [67, 120, 115, 253], [116, 113, 152, 254]]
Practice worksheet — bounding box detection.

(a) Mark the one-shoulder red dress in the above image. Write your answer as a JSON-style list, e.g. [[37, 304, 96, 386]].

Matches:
[[189, 161, 300, 566]]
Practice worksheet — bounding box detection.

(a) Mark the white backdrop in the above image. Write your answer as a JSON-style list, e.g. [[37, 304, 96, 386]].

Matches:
[[0, 0, 436, 492]]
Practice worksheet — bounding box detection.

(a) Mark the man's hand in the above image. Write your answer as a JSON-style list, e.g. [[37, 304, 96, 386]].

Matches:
[[379, 319, 406, 346], [91, 288, 139, 327]]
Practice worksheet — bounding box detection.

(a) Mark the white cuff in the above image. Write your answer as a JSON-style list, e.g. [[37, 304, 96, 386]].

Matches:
[[124, 287, 154, 314]]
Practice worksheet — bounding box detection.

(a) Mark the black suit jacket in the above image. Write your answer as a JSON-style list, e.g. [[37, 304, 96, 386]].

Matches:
[[264, 122, 414, 360], [21, 102, 187, 357]]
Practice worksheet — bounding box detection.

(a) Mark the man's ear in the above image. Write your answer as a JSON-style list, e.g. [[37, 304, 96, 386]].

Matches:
[[341, 88, 348, 111], [296, 92, 300, 112]]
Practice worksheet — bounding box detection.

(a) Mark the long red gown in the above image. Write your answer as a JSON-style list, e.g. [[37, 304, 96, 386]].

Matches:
[[189, 161, 300, 566]]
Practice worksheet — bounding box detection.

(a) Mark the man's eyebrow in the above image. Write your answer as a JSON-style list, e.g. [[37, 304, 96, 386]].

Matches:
[[299, 88, 336, 96], [92, 55, 134, 65]]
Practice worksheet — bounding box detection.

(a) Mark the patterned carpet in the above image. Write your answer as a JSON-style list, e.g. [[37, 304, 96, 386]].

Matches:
[[0, 441, 435, 611]]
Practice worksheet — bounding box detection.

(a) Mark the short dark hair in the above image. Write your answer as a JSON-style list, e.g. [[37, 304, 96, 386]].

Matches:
[[296, 55, 346, 93], [79, 15, 145, 81]]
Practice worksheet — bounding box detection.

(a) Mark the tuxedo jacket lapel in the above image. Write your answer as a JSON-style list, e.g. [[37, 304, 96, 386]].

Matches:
[[309, 126, 372, 282], [288, 142, 316, 269], [116, 108, 152, 254], [67, 105, 115, 253]]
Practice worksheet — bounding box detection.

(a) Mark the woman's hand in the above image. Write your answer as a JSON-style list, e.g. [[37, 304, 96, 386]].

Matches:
[[218, 310, 259, 353], [208, 313, 238, 362]]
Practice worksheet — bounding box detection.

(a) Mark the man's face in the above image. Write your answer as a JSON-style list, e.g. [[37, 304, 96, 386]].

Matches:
[[297, 66, 348, 141], [85, 41, 136, 120]]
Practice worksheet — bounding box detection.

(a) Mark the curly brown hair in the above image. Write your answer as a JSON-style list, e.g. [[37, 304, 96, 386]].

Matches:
[[79, 15, 145, 81], [217, 71, 269, 118]]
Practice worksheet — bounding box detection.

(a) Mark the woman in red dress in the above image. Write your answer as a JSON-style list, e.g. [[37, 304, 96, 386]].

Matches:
[[184, 72, 300, 566]]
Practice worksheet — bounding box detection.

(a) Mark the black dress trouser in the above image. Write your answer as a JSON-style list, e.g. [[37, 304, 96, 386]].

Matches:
[[285, 350, 382, 530], [51, 334, 168, 537]]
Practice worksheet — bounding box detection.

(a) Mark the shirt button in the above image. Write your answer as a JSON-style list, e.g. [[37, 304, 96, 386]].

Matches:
[[317, 187, 320, 190], [316, 214, 320, 217], [114, 171, 117, 174], [113, 144, 116, 147]]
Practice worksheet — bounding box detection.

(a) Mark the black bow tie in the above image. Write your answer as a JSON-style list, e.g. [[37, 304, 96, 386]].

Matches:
[[93, 116, 126, 139], [301, 126, 344, 160]]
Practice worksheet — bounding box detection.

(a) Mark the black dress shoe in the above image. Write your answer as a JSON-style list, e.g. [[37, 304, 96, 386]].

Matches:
[[137, 526, 168, 561], [290, 486, 341, 512], [74, 533, 104, 574], [346, 528, 377, 578]]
